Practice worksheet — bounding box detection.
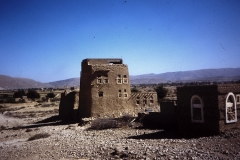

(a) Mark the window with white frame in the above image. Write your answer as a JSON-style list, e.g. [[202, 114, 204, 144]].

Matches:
[[225, 92, 237, 123], [97, 75, 102, 84], [191, 95, 204, 123], [116, 75, 122, 84], [118, 89, 122, 98], [123, 75, 128, 84]]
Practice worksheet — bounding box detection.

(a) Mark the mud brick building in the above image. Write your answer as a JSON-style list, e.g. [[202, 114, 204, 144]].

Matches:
[[177, 84, 240, 134]]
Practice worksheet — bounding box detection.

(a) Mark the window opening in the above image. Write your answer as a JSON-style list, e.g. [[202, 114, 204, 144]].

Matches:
[[225, 92, 237, 123], [124, 93, 128, 97], [97, 75, 102, 84], [136, 100, 140, 105], [235, 94, 240, 104], [191, 95, 204, 123], [98, 91, 103, 97], [104, 78, 108, 83], [150, 96, 153, 103], [97, 79, 102, 84], [123, 78, 128, 84]]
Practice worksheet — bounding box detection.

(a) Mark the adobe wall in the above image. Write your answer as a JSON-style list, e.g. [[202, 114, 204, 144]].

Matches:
[[59, 90, 79, 119], [128, 92, 159, 113], [177, 85, 220, 134], [79, 59, 135, 118], [177, 84, 240, 134], [217, 84, 240, 132]]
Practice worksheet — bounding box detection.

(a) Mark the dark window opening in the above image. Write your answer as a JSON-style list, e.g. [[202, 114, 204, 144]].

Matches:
[[99, 91, 103, 97]]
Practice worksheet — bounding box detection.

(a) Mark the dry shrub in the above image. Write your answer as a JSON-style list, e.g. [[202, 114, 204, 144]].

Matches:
[[89, 114, 134, 130], [119, 114, 134, 123], [90, 118, 119, 130], [28, 133, 50, 141]]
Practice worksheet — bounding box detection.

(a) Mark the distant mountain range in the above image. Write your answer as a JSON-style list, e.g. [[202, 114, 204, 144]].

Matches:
[[1, 68, 240, 89], [130, 68, 240, 84], [0, 75, 52, 89]]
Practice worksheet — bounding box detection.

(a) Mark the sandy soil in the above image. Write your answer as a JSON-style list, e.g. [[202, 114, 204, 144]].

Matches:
[[0, 102, 240, 159]]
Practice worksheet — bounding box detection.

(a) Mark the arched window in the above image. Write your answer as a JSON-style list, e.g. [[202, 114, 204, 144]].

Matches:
[[191, 95, 204, 123], [225, 92, 237, 123]]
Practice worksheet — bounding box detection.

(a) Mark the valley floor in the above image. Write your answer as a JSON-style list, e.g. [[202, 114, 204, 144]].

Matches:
[[0, 103, 240, 159]]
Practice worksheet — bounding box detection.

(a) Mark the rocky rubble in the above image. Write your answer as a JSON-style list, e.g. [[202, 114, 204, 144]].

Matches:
[[0, 116, 240, 160]]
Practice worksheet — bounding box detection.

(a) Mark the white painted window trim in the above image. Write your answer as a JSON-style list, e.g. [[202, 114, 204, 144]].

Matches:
[[225, 92, 237, 123], [123, 78, 128, 84], [191, 95, 204, 123]]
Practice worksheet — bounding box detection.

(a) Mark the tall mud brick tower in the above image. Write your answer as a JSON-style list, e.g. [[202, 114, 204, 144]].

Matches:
[[79, 58, 134, 118]]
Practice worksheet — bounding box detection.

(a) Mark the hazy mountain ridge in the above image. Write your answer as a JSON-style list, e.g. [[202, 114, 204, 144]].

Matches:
[[0, 75, 53, 89], [130, 68, 240, 84], [48, 78, 80, 87], [1, 68, 240, 89]]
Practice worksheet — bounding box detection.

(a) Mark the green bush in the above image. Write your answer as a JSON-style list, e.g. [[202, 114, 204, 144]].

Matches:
[[27, 90, 40, 99], [46, 92, 55, 98], [131, 87, 140, 93], [155, 85, 168, 101], [13, 90, 25, 98]]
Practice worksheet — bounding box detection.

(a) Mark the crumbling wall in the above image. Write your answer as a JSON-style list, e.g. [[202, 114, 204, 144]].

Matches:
[[59, 90, 79, 119], [128, 92, 159, 113]]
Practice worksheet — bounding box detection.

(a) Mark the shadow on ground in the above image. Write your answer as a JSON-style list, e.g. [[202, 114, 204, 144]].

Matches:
[[20, 115, 81, 129], [128, 129, 217, 140]]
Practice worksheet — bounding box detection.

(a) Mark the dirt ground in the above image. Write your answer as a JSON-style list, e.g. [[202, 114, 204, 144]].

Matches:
[[0, 102, 240, 159]]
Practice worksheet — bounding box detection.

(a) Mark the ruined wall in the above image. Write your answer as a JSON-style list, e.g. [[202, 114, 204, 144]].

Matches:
[[59, 90, 79, 119], [79, 59, 134, 118], [177, 84, 240, 134], [128, 92, 159, 114]]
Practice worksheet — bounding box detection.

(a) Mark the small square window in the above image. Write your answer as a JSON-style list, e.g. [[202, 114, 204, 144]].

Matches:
[[118, 94, 122, 98], [119, 89, 121, 92], [136, 100, 140, 105], [123, 75, 127, 78], [123, 78, 128, 84], [117, 79, 122, 84], [150, 100, 153, 103], [124, 93, 128, 97], [104, 79, 108, 83], [97, 79, 102, 84], [124, 89, 126, 92], [99, 92, 103, 97]]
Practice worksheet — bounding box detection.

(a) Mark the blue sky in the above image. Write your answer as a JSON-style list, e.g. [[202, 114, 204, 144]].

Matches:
[[0, 0, 240, 82]]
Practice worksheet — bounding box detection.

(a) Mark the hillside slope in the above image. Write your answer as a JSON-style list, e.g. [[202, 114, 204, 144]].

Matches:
[[0, 75, 53, 89]]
